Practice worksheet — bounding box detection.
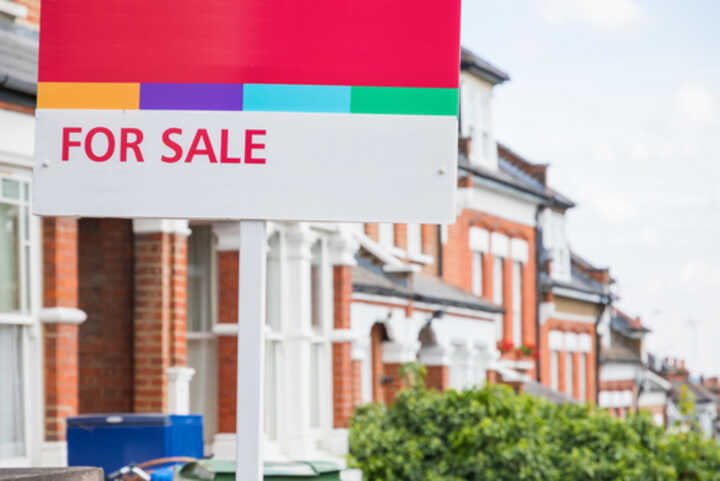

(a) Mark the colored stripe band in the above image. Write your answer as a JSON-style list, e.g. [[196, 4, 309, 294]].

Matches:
[[38, 83, 458, 116]]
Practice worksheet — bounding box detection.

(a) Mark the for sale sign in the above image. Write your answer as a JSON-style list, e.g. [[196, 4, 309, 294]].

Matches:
[[34, 0, 462, 222]]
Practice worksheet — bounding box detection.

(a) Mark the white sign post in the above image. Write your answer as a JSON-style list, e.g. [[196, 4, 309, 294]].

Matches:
[[35, 1, 462, 480], [236, 221, 266, 481]]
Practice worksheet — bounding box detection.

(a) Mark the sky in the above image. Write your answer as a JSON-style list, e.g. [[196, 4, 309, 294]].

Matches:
[[461, 0, 720, 376]]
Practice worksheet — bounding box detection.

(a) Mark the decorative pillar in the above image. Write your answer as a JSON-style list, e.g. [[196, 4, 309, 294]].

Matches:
[[132, 219, 191, 413], [41, 216, 86, 444], [502, 257, 513, 344], [330, 229, 359, 428], [281, 223, 316, 456], [419, 345, 450, 391]]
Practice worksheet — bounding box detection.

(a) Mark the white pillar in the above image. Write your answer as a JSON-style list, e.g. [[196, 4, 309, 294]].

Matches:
[[279, 223, 316, 457], [166, 366, 196, 414]]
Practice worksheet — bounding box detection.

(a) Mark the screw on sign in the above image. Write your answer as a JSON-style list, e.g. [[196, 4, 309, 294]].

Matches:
[[35, 1, 461, 480]]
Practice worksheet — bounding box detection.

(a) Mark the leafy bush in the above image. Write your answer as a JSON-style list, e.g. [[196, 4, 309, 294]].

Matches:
[[348, 371, 720, 481]]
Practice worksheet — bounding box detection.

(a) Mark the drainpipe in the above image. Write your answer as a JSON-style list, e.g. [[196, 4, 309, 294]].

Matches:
[[595, 295, 611, 405], [534, 206, 544, 382]]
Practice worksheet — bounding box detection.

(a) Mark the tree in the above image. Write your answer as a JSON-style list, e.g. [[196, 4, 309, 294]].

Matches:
[[348, 366, 720, 481]]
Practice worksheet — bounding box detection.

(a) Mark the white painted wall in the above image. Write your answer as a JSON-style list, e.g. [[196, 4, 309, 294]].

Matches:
[[459, 72, 497, 170], [458, 187, 537, 226]]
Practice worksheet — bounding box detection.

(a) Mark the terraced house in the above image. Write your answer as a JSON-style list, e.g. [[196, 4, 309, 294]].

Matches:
[[1, 0, 679, 469]]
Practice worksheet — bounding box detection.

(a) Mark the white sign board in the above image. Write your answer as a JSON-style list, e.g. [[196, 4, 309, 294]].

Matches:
[[34, 110, 457, 222]]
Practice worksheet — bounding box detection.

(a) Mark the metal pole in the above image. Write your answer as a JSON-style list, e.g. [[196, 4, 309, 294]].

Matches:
[[235, 220, 266, 481]]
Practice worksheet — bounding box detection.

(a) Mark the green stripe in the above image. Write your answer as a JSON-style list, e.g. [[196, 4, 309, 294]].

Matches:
[[350, 87, 458, 116]]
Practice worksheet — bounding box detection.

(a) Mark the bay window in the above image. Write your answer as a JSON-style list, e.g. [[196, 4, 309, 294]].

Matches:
[[0, 175, 32, 462]]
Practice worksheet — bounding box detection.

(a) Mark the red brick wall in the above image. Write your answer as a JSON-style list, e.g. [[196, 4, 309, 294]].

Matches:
[[426, 365, 449, 391], [78, 219, 134, 413], [170, 234, 188, 366], [332, 265, 356, 428], [370, 324, 386, 403], [442, 209, 538, 367], [217, 251, 239, 432], [133, 231, 188, 412], [420, 224, 438, 275], [218, 336, 237, 433], [42, 217, 79, 441], [365, 223, 379, 242], [393, 224, 407, 249], [382, 363, 405, 404]]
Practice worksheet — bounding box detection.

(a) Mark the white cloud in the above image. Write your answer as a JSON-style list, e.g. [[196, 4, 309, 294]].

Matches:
[[675, 84, 716, 125], [538, 0, 644, 30]]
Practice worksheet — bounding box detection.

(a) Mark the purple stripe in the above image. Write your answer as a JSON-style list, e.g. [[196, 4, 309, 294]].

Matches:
[[140, 83, 243, 110]]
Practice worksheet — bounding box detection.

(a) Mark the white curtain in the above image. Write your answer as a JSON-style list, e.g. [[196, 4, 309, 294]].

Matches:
[[0, 325, 25, 458], [0, 204, 20, 312]]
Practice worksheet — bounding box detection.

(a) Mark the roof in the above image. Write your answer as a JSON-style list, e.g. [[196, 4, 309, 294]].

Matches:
[[460, 47, 510, 85], [520, 381, 579, 405], [458, 154, 550, 203], [0, 18, 38, 95], [671, 380, 719, 404], [352, 265, 503, 314], [600, 344, 642, 364], [497, 143, 575, 209], [541, 267, 609, 299], [612, 308, 651, 335]]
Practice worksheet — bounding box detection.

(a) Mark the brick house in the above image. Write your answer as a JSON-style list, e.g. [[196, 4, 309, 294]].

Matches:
[[597, 309, 671, 424], [1, 1, 666, 468]]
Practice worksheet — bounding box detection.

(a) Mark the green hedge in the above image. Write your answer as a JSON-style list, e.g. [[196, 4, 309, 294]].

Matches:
[[348, 371, 720, 481]]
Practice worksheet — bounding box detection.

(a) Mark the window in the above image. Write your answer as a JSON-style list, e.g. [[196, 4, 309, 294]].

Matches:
[[378, 223, 395, 248], [512, 262, 522, 347], [310, 263, 321, 331], [0, 178, 31, 314], [187, 226, 215, 333], [566, 352, 574, 396], [471, 251, 483, 296], [550, 351, 559, 391], [493, 257, 504, 305], [310, 343, 322, 427], [186, 226, 218, 448], [407, 223, 422, 256], [579, 354, 587, 402], [0, 176, 32, 461], [0, 325, 25, 458], [264, 340, 279, 439]]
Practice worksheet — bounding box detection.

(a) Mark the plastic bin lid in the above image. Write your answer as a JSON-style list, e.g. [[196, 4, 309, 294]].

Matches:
[[67, 414, 172, 427], [198, 460, 341, 477]]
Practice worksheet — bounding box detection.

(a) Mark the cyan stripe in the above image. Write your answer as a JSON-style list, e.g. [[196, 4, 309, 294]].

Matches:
[[243, 84, 351, 113]]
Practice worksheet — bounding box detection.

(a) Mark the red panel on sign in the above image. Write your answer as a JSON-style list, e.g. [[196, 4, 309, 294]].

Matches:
[[38, 0, 461, 88]]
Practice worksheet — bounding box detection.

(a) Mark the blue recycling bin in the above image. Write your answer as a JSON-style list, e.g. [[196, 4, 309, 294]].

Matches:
[[67, 414, 203, 476]]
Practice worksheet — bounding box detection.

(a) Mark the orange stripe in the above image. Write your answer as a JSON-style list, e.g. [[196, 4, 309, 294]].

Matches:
[[38, 82, 139, 109]]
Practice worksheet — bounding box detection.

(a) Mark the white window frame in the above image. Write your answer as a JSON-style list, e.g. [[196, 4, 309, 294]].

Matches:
[[308, 236, 333, 435], [512, 261, 522, 347], [471, 251, 483, 296], [378, 223, 395, 248], [0, 171, 38, 467], [550, 351, 559, 391], [406, 223, 422, 256], [493, 257, 504, 305]]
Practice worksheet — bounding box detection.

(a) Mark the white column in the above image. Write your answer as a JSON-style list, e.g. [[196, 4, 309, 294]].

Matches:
[[235, 221, 267, 481], [166, 366, 196, 414], [278, 223, 316, 457]]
